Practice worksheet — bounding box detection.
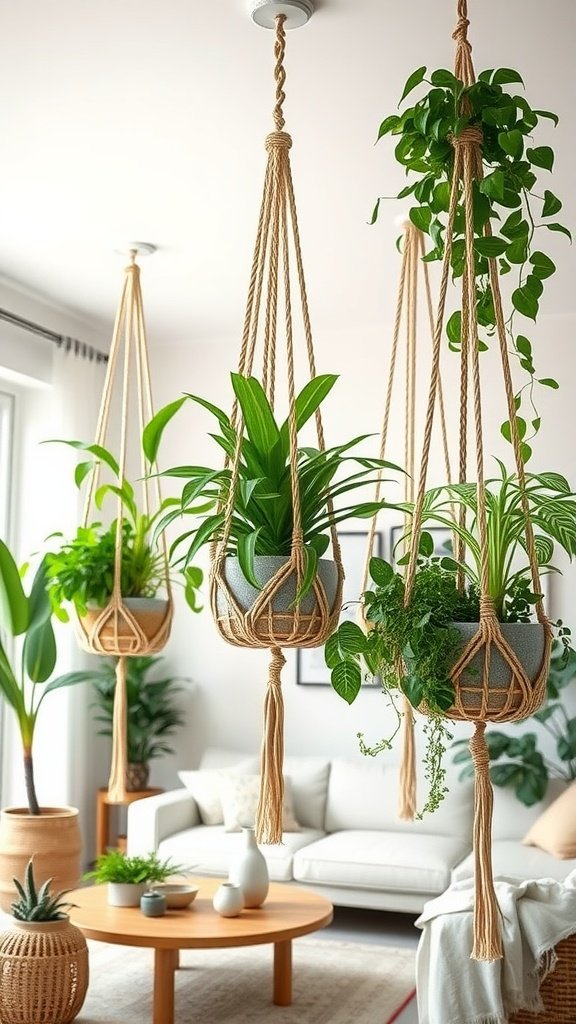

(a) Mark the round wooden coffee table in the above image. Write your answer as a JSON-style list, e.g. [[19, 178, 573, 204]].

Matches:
[[68, 878, 333, 1024]]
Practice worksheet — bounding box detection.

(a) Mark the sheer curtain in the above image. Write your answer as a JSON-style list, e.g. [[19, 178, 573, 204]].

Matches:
[[1, 344, 106, 864]]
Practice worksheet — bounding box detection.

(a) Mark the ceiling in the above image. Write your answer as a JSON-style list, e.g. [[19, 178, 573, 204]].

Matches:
[[0, 0, 574, 347]]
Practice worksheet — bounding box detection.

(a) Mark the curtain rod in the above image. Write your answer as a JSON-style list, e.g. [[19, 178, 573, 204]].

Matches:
[[0, 307, 109, 364]]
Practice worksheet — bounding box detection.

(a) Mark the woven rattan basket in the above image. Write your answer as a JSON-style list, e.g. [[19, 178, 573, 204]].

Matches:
[[509, 933, 576, 1024], [0, 917, 88, 1024]]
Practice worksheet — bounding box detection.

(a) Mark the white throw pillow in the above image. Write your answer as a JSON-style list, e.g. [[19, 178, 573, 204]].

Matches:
[[178, 758, 257, 825], [219, 774, 301, 833]]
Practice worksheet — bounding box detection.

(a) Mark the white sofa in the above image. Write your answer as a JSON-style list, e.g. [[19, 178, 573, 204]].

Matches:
[[127, 748, 576, 913]]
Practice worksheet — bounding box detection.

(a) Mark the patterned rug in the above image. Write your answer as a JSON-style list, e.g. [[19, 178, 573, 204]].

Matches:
[[77, 936, 416, 1024]]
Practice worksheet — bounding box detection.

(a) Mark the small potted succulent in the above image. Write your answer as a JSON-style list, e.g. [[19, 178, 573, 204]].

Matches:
[[327, 465, 576, 813], [0, 540, 97, 908], [90, 655, 187, 791], [45, 438, 202, 654], [144, 372, 399, 642], [0, 858, 88, 1024], [85, 850, 189, 906]]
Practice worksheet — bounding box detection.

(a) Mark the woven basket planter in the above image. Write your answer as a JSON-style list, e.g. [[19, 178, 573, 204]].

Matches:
[[0, 917, 88, 1024], [78, 596, 171, 656], [447, 621, 548, 722], [0, 808, 82, 913], [509, 932, 576, 1023], [213, 555, 341, 649]]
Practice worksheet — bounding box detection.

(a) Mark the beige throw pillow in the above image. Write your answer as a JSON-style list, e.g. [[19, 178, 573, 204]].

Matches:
[[177, 759, 257, 825], [522, 781, 576, 859], [219, 774, 301, 833]]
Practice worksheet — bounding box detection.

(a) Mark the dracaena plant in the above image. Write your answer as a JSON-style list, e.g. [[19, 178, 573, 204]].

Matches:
[[0, 541, 97, 815], [44, 439, 202, 619], [373, 65, 570, 459], [327, 463, 576, 814], [144, 372, 400, 604]]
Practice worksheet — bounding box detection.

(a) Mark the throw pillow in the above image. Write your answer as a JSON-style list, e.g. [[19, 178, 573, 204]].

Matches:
[[522, 781, 576, 859], [219, 774, 301, 833], [178, 758, 256, 825]]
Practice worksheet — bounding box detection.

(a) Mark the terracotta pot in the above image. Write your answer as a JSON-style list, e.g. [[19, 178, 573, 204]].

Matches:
[[448, 621, 548, 721], [214, 556, 340, 648], [126, 762, 150, 791], [79, 596, 171, 655], [0, 916, 88, 1024], [0, 807, 82, 913]]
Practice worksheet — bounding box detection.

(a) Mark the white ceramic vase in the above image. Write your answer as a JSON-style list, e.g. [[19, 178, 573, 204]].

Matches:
[[212, 882, 244, 918], [107, 882, 148, 907], [229, 827, 269, 908]]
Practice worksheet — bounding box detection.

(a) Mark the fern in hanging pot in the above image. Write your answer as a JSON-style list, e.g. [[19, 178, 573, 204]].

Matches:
[[145, 371, 399, 648], [327, 463, 576, 814]]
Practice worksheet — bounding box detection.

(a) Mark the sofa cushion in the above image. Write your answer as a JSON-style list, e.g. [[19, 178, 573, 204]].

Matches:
[[325, 759, 474, 839], [281, 758, 331, 830], [220, 775, 301, 832], [178, 758, 259, 825], [451, 840, 576, 884], [293, 830, 471, 895], [523, 781, 576, 858], [491, 778, 570, 841], [157, 826, 324, 882]]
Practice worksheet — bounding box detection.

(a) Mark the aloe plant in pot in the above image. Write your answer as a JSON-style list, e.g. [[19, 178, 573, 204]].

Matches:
[[144, 372, 401, 645], [0, 540, 98, 908], [327, 463, 576, 814]]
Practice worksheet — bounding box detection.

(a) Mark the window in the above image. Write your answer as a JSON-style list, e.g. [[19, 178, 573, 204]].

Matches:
[[0, 391, 14, 542]]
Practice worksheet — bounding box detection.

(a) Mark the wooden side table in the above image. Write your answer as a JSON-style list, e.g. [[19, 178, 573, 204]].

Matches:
[[96, 787, 163, 858]]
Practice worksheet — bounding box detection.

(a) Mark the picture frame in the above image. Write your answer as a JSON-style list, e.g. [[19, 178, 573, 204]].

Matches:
[[296, 530, 383, 686]]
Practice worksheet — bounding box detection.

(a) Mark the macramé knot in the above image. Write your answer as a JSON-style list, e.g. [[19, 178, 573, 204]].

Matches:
[[452, 14, 471, 48], [450, 125, 483, 148], [268, 645, 286, 685], [469, 722, 490, 770], [265, 131, 292, 152], [479, 595, 496, 620]]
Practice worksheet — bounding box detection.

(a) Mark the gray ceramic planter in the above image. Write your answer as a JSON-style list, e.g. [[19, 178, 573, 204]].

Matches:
[[450, 621, 547, 717], [215, 555, 340, 647]]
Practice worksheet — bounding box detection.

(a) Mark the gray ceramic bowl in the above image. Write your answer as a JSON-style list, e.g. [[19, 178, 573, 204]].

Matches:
[[152, 884, 199, 909]]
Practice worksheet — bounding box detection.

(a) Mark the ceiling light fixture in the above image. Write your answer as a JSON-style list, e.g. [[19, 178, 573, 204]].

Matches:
[[251, 0, 313, 30]]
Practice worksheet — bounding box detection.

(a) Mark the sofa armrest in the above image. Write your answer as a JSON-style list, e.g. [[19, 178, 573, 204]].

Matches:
[[126, 789, 200, 856]]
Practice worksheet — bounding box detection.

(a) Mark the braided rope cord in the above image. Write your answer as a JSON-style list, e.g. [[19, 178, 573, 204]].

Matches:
[[209, 16, 344, 843], [400, 0, 552, 960], [78, 254, 173, 802]]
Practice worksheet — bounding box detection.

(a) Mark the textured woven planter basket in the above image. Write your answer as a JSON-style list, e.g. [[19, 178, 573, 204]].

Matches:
[[214, 555, 340, 648], [0, 808, 82, 913], [447, 621, 547, 722], [79, 596, 171, 656], [508, 933, 576, 1023], [0, 917, 88, 1024]]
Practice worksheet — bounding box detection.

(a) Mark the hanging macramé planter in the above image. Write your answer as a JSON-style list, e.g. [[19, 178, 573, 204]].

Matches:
[[213, 10, 344, 843], [76, 250, 173, 801], [359, 221, 454, 822]]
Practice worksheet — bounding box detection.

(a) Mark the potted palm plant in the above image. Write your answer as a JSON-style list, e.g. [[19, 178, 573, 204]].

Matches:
[[144, 372, 399, 643], [327, 464, 576, 814], [90, 655, 187, 791], [0, 858, 88, 1024], [0, 540, 97, 909]]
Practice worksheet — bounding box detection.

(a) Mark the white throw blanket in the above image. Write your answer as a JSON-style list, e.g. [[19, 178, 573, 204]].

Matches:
[[415, 872, 576, 1024]]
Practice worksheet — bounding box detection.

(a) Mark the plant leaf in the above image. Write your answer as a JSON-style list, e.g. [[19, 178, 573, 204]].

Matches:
[[143, 397, 187, 463]]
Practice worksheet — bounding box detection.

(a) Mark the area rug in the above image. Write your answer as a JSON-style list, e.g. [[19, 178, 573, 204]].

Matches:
[[77, 936, 416, 1024]]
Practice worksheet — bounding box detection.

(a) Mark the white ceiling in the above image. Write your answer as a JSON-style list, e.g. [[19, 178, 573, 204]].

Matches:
[[0, 0, 574, 347]]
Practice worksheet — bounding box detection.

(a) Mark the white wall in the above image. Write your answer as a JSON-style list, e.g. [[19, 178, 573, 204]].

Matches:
[[146, 306, 576, 794]]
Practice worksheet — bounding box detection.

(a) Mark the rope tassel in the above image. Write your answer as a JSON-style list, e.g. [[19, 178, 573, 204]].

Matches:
[[469, 721, 502, 961], [255, 646, 286, 845], [398, 697, 417, 820], [107, 656, 128, 802]]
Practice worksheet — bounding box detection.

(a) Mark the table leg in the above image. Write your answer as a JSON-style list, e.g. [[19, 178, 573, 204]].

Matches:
[[273, 940, 292, 1006], [153, 948, 176, 1024]]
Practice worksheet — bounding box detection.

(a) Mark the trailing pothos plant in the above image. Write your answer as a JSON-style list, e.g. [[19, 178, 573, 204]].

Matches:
[[373, 65, 571, 457], [143, 372, 400, 606], [326, 463, 576, 814], [45, 439, 203, 619], [453, 638, 576, 806]]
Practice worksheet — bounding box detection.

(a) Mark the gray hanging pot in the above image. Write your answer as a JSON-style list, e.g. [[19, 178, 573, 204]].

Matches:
[[449, 621, 547, 718]]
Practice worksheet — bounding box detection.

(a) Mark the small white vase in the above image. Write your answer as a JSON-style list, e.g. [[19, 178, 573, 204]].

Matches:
[[229, 827, 269, 908], [212, 882, 244, 918], [107, 882, 148, 907]]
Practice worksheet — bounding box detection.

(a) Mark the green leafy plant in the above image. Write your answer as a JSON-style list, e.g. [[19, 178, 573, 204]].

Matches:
[[0, 539, 97, 815], [45, 439, 202, 618], [453, 640, 576, 805], [327, 465, 576, 813], [373, 65, 570, 455], [144, 373, 400, 604], [90, 655, 187, 765], [85, 850, 187, 885], [11, 858, 76, 922]]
